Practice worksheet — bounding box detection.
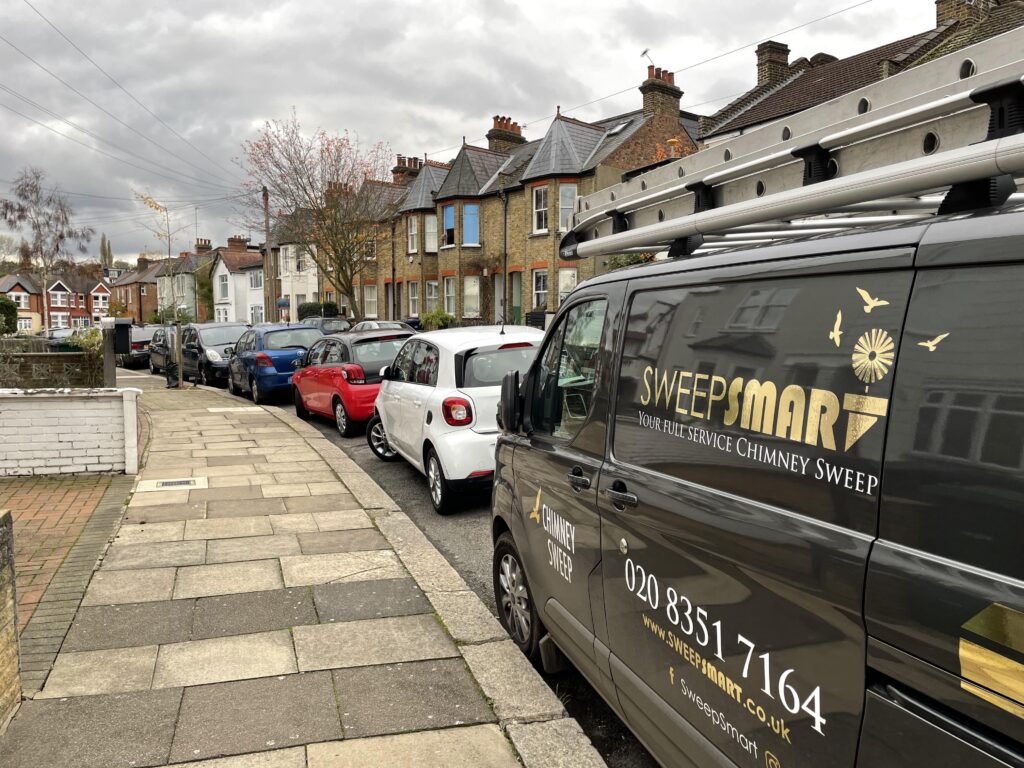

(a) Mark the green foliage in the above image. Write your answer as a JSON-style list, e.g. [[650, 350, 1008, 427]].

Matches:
[[606, 252, 652, 271], [147, 312, 162, 324], [421, 306, 455, 331], [159, 306, 194, 324], [321, 301, 338, 318], [0, 295, 17, 334], [297, 301, 323, 320], [196, 262, 214, 319]]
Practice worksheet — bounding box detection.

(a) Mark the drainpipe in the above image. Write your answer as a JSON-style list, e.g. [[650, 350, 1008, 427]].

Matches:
[[390, 218, 396, 320], [499, 187, 508, 323]]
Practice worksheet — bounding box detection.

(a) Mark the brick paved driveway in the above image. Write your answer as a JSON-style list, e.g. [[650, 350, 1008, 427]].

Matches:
[[0, 475, 111, 629]]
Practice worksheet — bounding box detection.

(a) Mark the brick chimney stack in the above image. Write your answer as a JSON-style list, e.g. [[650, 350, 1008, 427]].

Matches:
[[486, 116, 526, 154], [392, 154, 422, 186], [639, 66, 683, 117], [756, 41, 791, 86], [936, 0, 990, 26], [226, 236, 249, 252], [136, 257, 150, 271], [195, 238, 213, 254]]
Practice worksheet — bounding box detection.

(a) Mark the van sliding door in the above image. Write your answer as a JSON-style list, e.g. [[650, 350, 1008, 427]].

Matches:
[[600, 259, 913, 766]]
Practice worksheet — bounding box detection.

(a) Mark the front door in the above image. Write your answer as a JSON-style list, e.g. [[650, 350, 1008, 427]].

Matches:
[[511, 272, 522, 324], [515, 294, 610, 671], [494, 274, 505, 322], [600, 264, 914, 766]]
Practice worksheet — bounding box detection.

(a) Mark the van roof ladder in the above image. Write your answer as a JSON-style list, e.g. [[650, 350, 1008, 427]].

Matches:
[[561, 25, 1024, 261]]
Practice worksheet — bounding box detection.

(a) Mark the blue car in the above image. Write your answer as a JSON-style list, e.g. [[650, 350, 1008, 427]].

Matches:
[[225, 324, 323, 404]]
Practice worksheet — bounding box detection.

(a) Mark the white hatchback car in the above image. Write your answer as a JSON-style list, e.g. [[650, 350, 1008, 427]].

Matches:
[[367, 325, 543, 513]]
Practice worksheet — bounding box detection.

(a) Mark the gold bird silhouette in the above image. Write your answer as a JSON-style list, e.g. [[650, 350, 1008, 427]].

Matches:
[[856, 287, 890, 313], [529, 488, 542, 524], [918, 333, 949, 352], [828, 310, 843, 348]]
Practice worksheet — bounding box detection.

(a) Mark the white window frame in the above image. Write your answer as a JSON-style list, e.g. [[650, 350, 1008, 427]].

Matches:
[[443, 276, 456, 315], [533, 269, 548, 309], [49, 290, 68, 307], [424, 215, 438, 253], [363, 285, 378, 318], [407, 216, 418, 253], [50, 311, 69, 327], [92, 292, 109, 308], [17, 317, 32, 331], [425, 281, 439, 313], [559, 183, 577, 232], [463, 275, 481, 317], [249, 270, 263, 289], [140, 284, 147, 296], [463, 203, 480, 246], [557, 267, 577, 305], [7, 292, 29, 309], [408, 281, 419, 317], [218, 273, 229, 299], [250, 304, 264, 324], [532, 185, 548, 234]]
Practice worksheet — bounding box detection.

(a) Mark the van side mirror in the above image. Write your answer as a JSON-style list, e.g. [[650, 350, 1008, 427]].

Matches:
[[498, 370, 521, 432], [379, 365, 391, 380]]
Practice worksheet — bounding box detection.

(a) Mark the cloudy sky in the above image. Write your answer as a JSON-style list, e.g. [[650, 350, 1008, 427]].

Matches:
[[0, 0, 935, 262]]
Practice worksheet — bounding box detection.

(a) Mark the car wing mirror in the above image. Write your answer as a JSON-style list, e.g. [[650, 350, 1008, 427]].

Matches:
[[224, 346, 234, 357], [498, 370, 521, 432], [379, 365, 391, 380]]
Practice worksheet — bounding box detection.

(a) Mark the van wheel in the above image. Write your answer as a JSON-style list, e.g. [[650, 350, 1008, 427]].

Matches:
[[294, 387, 310, 420], [494, 532, 540, 660], [426, 449, 455, 515], [334, 398, 354, 437], [366, 416, 398, 462]]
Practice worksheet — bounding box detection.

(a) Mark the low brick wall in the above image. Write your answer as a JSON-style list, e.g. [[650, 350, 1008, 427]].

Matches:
[[0, 510, 19, 732], [0, 389, 141, 476], [0, 352, 103, 389]]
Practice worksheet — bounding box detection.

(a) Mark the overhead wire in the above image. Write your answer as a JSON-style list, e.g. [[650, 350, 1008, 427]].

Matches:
[[0, 30, 239, 190], [20, 0, 246, 184], [0, 82, 240, 193], [425, 0, 876, 157]]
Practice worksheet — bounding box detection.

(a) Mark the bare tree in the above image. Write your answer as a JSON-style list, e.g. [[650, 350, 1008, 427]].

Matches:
[[238, 113, 400, 320], [1, 168, 94, 330]]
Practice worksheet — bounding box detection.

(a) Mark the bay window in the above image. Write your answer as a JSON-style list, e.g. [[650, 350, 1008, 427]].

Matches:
[[463, 276, 480, 317], [532, 185, 548, 233], [407, 216, 418, 253], [442, 205, 455, 247], [443, 276, 456, 315], [463, 204, 480, 246], [425, 281, 439, 312], [559, 184, 577, 231], [425, 215, 438, 252]]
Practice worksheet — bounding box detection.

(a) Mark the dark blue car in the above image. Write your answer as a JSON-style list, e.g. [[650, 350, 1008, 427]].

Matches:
[[225, 324, 323, 404]]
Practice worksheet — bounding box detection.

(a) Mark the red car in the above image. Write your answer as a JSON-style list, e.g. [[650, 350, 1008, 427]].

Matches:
[[292, 330, 412, 436]]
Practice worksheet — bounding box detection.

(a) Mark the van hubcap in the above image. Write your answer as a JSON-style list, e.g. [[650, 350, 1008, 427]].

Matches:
[[499, 554, 531, 643], [370, 422, 395, 458]]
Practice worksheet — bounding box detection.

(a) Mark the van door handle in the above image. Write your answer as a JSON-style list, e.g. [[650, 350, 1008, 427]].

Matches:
[[605, 485, 638, 509], [566, 471, 591, 491]]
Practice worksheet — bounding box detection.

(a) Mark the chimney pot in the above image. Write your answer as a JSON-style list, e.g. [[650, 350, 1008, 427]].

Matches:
[[647, 64, 655, 79], [666, 71, 675, 85]]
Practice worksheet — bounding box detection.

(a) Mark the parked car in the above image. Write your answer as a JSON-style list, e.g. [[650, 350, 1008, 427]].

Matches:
[[181, 322, 248, 386], [301, 316, 352, 334], [350, 320, 415, 333], [292, 329, 412, 436], [148, 325, 179, 374], [225, 324, 322, 404], [489, 209, 1024, 768], [367, 326, 543, 513], [117, 326, 156, 368]]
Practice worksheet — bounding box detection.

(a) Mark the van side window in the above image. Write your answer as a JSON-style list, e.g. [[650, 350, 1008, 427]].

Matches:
[[880, 265, 1024, 577], [614, 274, 913, 530], [532, 299, 607, 441]]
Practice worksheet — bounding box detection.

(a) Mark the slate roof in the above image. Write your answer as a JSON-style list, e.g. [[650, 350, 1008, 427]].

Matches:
[[0, 274, 38, 293], [479, 140, 542, 195], [398, 163, 450, 213], [435, 146, 509, 201], [702, 5, 1024, 139], [157, 253, 212, 277], [520, 116, 606, 182], [113, 261, 162, 286]]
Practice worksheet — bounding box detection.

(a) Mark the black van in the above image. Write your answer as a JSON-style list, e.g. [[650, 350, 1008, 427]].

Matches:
[[493, 208, 1024, 767]]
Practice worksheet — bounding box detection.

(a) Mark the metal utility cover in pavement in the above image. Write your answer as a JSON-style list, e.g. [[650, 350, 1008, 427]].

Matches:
[[135, 477, 209, 493]]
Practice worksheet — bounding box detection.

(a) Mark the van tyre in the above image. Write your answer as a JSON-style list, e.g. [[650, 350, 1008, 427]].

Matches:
[[334, 398, 354, 437], [426, 448, 454, 515], [294, 387, 310, 420], [366, 415, 398, 462], [493, 532, 541, 660]]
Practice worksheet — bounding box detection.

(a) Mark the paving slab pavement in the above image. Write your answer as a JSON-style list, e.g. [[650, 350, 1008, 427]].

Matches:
[[0, 386, 605, 767]]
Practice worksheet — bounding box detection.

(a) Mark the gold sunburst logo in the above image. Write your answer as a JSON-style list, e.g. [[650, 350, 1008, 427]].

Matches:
[[852, 329, 895, 384]]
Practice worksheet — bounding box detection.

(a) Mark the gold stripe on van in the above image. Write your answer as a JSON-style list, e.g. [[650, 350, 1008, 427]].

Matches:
[[959, 603, 1024, 714]]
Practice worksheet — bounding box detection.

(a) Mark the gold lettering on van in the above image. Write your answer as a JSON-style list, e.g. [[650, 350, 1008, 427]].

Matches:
[[639, 366, 889, 454]]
